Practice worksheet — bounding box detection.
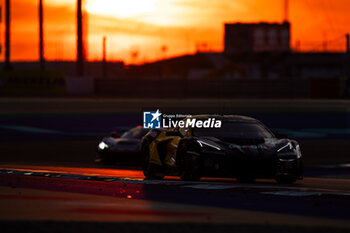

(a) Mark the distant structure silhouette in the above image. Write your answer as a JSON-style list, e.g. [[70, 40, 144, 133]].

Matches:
[[224, 22, 290, 55]]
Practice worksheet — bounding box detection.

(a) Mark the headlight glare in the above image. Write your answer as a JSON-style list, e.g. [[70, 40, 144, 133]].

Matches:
[[98, 141, 109, 150]]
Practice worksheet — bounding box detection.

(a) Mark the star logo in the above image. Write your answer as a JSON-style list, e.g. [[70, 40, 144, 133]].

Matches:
[[143, 109, 162, 129]]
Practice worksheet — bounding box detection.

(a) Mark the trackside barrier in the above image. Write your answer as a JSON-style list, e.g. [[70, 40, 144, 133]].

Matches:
[[66, 76, 94, 95], [0, 71, 66, 95]]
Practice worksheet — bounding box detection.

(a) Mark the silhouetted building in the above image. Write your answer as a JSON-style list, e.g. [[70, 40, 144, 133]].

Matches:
[[224, 22, 290, 55]]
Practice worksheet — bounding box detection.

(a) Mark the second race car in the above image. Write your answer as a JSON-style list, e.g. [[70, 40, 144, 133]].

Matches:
[[96, 126, 149, 164]]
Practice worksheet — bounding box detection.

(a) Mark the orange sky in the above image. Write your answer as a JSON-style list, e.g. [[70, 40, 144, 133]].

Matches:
[[2, 0, 350, 64]]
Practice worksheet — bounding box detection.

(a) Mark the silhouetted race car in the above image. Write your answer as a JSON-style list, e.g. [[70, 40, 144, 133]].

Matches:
[[141, 115, 303, 183], [96, 126, 149, 164]]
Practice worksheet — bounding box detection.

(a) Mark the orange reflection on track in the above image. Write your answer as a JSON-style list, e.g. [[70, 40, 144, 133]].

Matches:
[[0, 164, 144, 179], [0, 164, 245, 182]]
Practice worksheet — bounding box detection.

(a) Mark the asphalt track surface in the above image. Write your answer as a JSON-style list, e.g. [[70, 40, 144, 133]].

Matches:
[[1, 164, 350, 231]]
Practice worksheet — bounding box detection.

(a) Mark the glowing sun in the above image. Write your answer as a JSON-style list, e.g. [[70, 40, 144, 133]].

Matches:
[[86, 0, 157, 18]]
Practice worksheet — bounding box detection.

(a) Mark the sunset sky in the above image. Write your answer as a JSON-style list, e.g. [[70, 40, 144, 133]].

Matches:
[[2, 0, 350, 64]]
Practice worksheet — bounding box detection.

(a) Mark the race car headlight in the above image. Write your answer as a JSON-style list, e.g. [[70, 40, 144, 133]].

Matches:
[[296, 144, 302, 159], [277, 142, 302, 159], [277, 142, 293, 153], [98, 141, 109, 150], [197, 140, 221, 151]]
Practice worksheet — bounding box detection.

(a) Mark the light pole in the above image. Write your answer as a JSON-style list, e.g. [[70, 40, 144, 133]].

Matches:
[[39, 0, 44, 71], [4, 0, 11, 70], [77, 0, 84, 76]]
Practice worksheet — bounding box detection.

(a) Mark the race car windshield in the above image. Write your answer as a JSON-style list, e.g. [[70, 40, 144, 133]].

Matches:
[[192, 121, 274, 139], [121, 129, 148, 139]]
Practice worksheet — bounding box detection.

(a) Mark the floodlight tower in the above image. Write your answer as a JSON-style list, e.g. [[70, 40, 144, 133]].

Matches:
[[284, 0, 289, 22], [4, 0, 11, 70], [77, 0, 84, 76], [39, 0, 44, 71]]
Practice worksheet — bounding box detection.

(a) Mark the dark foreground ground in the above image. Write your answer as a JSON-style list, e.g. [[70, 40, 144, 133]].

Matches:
[[2, 222, 350, 233]]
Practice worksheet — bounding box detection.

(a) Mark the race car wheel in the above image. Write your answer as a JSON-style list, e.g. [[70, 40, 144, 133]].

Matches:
[[178, 141, 201, 181], [142, 140, 164, 180], [276, 176, 297, 184]]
